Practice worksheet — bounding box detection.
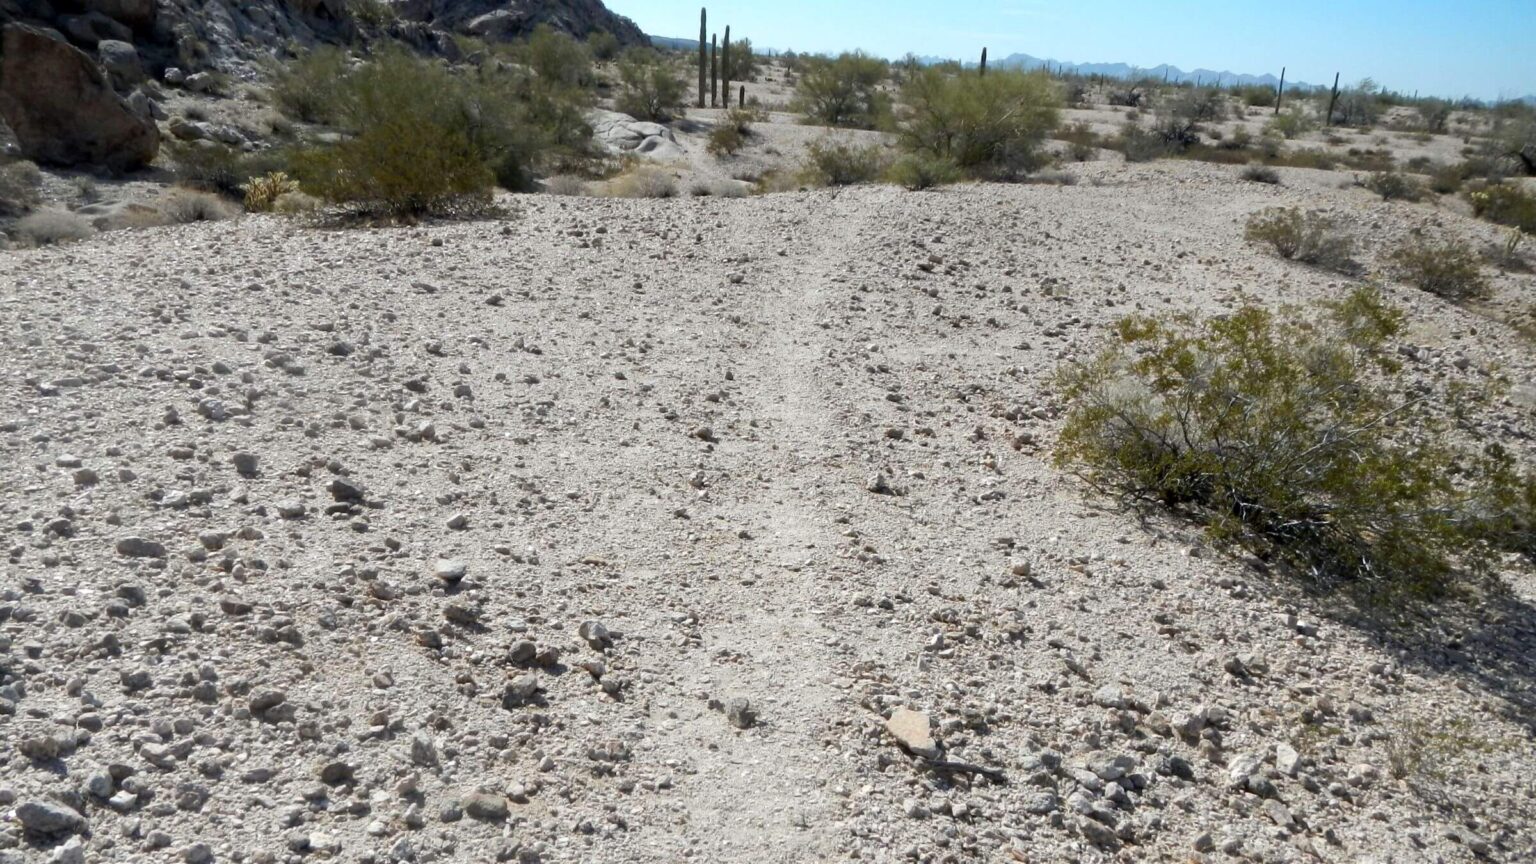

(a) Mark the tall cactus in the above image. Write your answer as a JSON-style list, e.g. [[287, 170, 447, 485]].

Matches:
[[722, 26, 731, 108], [979, 47, 987, 77], [710, 34, 718, 107], [697, 8, 706, 109]]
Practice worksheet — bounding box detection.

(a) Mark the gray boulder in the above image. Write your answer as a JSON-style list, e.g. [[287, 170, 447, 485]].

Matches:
[[0, 24, 159, 171], [97, 39, 144, 89]]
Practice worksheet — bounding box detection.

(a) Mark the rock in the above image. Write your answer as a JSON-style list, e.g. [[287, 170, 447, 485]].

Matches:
[[183, 843, 214, 864], [589, 109, 685, 159], [0, 24, 158, 171], [275, 499, 306, 519], [96, 39, 143, 89], [502, 674, 541, 708], [115, 535, 165, 558], [884, 707, 938, 758], [16, 799, 87, 838], [507, 639, 537, 665], [317, 760, 354, 785], [231, 451, 259, 477], [725, 697, 757, 729], [1275, 742, 1301, 777], [50, 836, 86, 864], [462, 792, 508, 822], [578, 620, 612, 649], [1078, 817, 1119, 848], [1092, 685, 1126, 709], [432, 559, 467, 585], [248, 689, 286, 714], [1024, 791, 1059, 814], [328, 477, 365, 502]]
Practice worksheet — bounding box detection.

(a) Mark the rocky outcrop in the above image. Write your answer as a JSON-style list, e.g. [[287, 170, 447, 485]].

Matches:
[[0, 23, 159, 171], [589, 109, 686, 160], [393, 0, 646, 45]]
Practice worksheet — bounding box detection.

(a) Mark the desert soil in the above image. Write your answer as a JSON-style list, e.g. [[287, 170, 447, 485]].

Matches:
[[2, 159, 1535, 864]]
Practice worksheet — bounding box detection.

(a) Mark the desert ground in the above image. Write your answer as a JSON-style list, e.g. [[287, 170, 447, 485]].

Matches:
[[3, 138, 1536, 864]]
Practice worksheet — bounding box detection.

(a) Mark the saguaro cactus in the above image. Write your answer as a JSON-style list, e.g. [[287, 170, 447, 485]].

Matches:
[[1274, 67, 1285, 114], [697, 8, 707, 108], [722, 26, 731, 108], [979, 47, 987, 77], [1325, 72, 1340, 127], [739, 84, 745, 108], [711, 34, 718, 107]]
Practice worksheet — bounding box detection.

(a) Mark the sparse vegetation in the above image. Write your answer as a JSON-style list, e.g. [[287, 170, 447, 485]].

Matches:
[[615, 48, 688, 122], [1362, 170, 1423, 201], [0, 159, 43, 216], [289, 49, 541, 217], [707, 109, 757, 157], [241, 171, 301, 212], [542, 175, 590, 196], [158, 189, 239, 223], [1390, 237, 1489, 300], [885, 153, 962, 191], [607, 165, 678, 198], [1240, 163, 1281, 184], [169, 142, 290, 198], [1243, 207, 1357, 273], [1467, 182, 1536, 234], [271, 46, 351, 124], [16, 208, 95, 245], [793, 52, 892, 130], [801, 140, 889, 187], [897, 68, 1060, 181], [1266, 106, 1316, 139], [1056, 286, 1522, 598], [1059, 121, 1099, 161]]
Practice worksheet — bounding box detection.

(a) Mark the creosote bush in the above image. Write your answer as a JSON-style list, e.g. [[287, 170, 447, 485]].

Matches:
[[801, 140, 888, 187], [793, 52, 892, 130], [898, 68, 1060, 181], [707, 109, 757, 157], [1389, 238, 1489, 300], [885, 153, 962, 190], [1239, 163, 1280, 184], [158, 189, 239, 223], [615, 48, 687, 122], [271, 46, 350, 124], [1362, 170, 1423, 202], [607, 165, 677, 198], [1056, 286, 1528, 598], [1243, 207, 1357, 274]]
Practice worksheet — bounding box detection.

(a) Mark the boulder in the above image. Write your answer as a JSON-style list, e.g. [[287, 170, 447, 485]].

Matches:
[[0, 24, 160, 171], [589, 109, 685, 160], [97, 39, 144, 89], [84, 0, 158, 32], [59, 11, 132, 47]]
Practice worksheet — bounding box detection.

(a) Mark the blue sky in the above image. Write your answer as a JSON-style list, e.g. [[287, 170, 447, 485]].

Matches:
[[611, 0, 1534, 100]]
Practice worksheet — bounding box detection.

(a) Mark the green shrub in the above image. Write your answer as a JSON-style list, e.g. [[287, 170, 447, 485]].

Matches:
[[802, 140, 888, 186], [271, 46, 350, 124], [1467, 182, 1536, 234], [1055, 286, 1514, 597], [1416, 98, 1452, 133], [1240, 163, 1280, 184], [0, 159, 42, 216], [1059, 121, 1099, 161], [885, 153, 962, 190], [615, 48, 686, 121], [1430, 163, 1465, 194], [1389, 238, 1489, 300], [168, 142, 290, 198], [793, 52, 892, 129], [1243, 207, 1357, 273], [586, 30, 620, 62], [348, 0, 396, 29], [1362, 170, 1423, 201], [290, 50, 499, 217], [707, 109, 756, 157], [898, 68, 1060, 181], [1266, 106, 1315, 139], [724, 37, 757, 82], [1114, 123, 1169, 162], [517, 25, 594, 90], [1236, 84, 1277, 108]]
